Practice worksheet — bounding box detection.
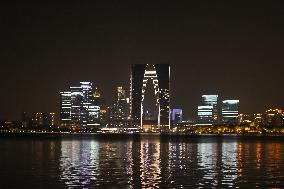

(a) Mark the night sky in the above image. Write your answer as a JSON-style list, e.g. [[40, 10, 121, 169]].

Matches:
[[1, 1, 284, 121]]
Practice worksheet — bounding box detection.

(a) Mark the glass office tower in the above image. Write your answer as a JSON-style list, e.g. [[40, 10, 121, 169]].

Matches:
[[197, 95, 218, 126], [60, 82, 100, 128], [222, 100, 239, 125], [60, 91, 71, 125]]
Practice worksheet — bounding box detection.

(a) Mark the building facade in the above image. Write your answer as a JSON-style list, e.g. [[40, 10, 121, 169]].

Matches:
[[114, 86, 129, 120], [60, 91, 71, 124], [197, 95, 218, 126], [262, 109, 284, 128], [60, 82, 100, 128], [222, 100, 239, 125], [171, 109, 183, 123], [130, 64, 170, 130]]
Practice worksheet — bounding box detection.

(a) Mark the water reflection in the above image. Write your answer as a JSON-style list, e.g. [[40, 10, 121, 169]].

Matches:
[[221, 142, 238, 187], [60, 140, 100, 187], [1, 136, 284, 188], [197, 143, 219, 187], [139, 138, 161, 188], [56, 136, 284, 188]]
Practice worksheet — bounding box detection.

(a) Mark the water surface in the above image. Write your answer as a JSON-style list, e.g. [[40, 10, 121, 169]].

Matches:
[[1, 134, 284, 188]]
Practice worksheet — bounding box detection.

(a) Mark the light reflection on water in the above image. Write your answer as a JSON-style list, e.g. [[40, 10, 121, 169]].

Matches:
[[1, 135, 284, 188], [139, 139, 161, 189]]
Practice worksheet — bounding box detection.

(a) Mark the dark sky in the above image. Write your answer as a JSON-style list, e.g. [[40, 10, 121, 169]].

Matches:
[[1, 1, 284, 121]]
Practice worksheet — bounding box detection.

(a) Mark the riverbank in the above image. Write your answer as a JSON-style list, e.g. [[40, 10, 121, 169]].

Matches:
[[0, 131, 284, 138]]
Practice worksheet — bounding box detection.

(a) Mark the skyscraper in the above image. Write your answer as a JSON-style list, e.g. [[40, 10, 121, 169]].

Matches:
[[60, 91, 71, 125], [80, 82, 100, 127], [130, 64, 170, 130], [60, 82, 100, 128], [115, 86, 128, 120], [70, 85, 84, 125], [222, 100, 239, 125], [197, 105, 214, 126], [108, 86, 130, 128], [197, 95, 218, 126]]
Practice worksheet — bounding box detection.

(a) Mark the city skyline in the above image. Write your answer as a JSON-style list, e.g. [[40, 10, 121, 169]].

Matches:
[[1, 62, 283, 122], [2, 2, 284, 188], [1, 2, 284, 120]]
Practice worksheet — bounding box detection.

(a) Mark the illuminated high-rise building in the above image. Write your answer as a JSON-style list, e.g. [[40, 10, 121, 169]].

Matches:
[[70, 85, 83, 125], [92, 87, 106, 123], [115, 86, 128, 120], [80, 82, 100, 127], [60, 91, 71, 125], [130, 64, 170, 130], [222, 100, 239, 125], [108, 86, 130, 128], [171, 109, 183, 123], [197, 95, 218, 126], [60, 82, 100, 127], [197, 105, 214, 126]]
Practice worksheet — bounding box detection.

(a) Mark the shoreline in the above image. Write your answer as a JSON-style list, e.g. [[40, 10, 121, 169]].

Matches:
[[0, 132, 284, 137]]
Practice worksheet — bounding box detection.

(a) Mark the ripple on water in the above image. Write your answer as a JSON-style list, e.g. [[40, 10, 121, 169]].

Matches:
[[1, 136, 284, 188]]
